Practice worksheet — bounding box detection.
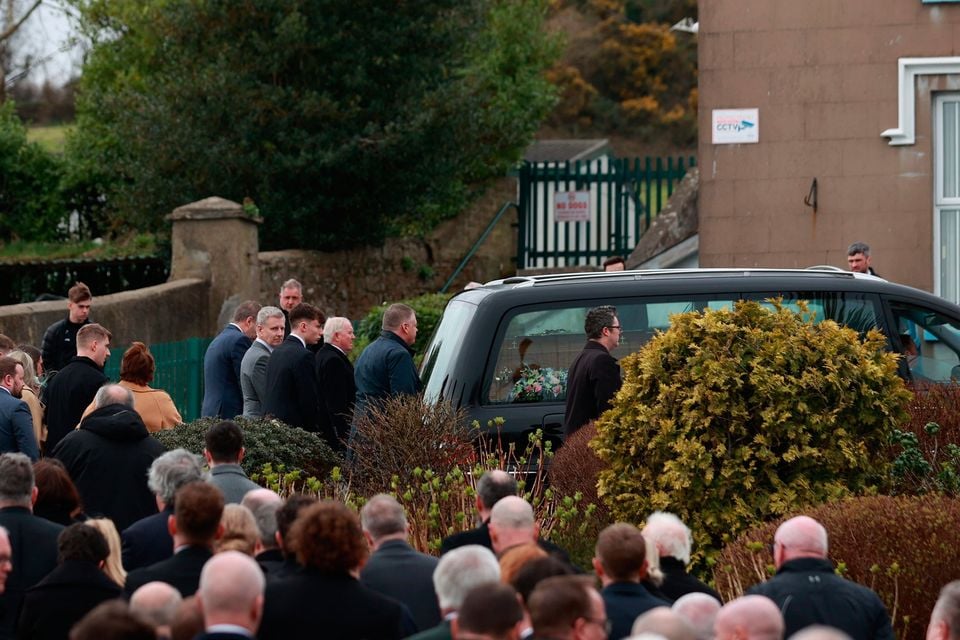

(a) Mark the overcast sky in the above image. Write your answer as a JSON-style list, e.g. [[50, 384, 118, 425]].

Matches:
[[17, 1, 83, 85]]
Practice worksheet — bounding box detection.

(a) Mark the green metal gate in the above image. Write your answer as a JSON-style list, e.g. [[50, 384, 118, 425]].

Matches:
[[517, 155, 695, 269]]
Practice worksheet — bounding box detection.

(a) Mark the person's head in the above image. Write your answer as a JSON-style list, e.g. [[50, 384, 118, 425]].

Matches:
[[499, 542, 547, 585], [255, 306, 286, 347], [0, 526, 10, 594], [489, 496, 537, 554], [846, 242, 872, 273], [359, 494, 407, 548], [433, 544, 501, 613], [382, 303, 417, 346], [274, 493, 318, 555], [197, 551, 265, 633], [511, 555, 575, 606], [714, 595, 784, 640], [0, 357, 24, 398], [129, 582, 182, 637], [477, 470, 518, 517], [632, 608, 697, 640], [76, 324, 112, 368], [216, 504, 258, 556], [773, 515, 828, 568], [119, 342, 156, 386], [5, 350, 38, 392], [33, 459, 83, 520], [454, 583, 526, 640], [584, 305, 620, 351], [170, 597, 204, 640], [593, 522, 647, 585], [58, 522, 109, 565], [643, 511, 693, 565], [278, 279, 303, 312], [203, 420, 245, 465], [528, 575, 607, 640], [249, 501, 281, 553], [148, 449, 206, 507], [67, 282, 93, 324], [290, 500, 367, 573], [93, 384, 135, 410], [323, 317, 356, 353], [789, 627, 853, 640], [928, 580, 960, 640], [17, 344, 42, 377], [603, 256, 626, 272], [86, 518, 126, 586], [70, 600, 155, 640], [672, 593, 722, 640], [232, 301, 262, 340], [0, 453, 35, 508], [0, 335, 15, 357], [288, 303, 325, 345], [170, 482, 224, 546]]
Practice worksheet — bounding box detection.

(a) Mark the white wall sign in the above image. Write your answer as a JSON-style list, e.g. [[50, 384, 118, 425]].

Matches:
[[554, 190, 591, 222], [712, 108, 759, 144]]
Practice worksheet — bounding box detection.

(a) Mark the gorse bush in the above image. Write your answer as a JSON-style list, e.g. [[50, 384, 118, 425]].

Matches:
[[154, 416, 339, 480], [714, 495, 960, 640], [593, 301, 912, 569]]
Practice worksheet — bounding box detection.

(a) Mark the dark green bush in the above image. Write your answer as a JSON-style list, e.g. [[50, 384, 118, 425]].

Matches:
[[154, 416, 339, 480], [889, 383, 960, 495], [593, 300, 912, 570], [351, 292, 452, 365], [714, 495, 960, 640]]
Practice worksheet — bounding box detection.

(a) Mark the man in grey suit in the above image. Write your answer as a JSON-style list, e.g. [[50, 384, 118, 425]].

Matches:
[[360, 494, 441, 631], [204, 421, 260, 504], [241, 306, 285, 418]]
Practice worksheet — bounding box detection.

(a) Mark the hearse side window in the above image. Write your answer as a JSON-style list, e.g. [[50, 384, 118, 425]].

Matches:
[[889, 301, 960, 383], [744, 292, 880, 335], [485, 297, 736, 405], [420, 300, 477, 403]]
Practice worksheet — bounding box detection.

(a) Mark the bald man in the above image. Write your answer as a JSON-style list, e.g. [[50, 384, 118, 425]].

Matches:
[[195, 551, 265, 640], [130, 581, 183, 638], [672, 592, 721, 640], [746, 516, 893, 640], [927, 581, 960, 640], [714, 595, 784, 640], [631, 607, 697, 640]]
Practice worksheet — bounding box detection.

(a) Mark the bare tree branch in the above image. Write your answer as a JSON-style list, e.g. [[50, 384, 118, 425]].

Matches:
[[0, 0, 43, 42]]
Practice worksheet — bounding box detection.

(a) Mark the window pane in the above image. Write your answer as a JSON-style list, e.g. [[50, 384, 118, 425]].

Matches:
[[942, 209, 960, 304], [420, 301, 476, 403], [744, 292, 879, 334], [945, 101, 959, 198], [890, 302, 960, 383]]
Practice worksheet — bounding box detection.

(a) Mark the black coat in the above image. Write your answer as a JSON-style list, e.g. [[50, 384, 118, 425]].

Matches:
[[315, 343, 356, 449], [360, 539, 441, 631], [746, 557, 894, 640], [262, 336, 320, 432], [562, 341, 621, 437], [17, 560, 122, 640], [0, 507, 63, 640], [124, 545, 213, 598], [52, 404, 166, 531], [42, 356, 109, 453], [121, 508, 173, 572], [659, 556, 722, 602], [40, 317, 89, 375], [602, 581, 670, 640], [259, 569, 408, 640], [440, 521, 492, 554]]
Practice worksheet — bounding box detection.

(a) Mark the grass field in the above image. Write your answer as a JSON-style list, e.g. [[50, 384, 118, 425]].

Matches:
[[26, 124, 71, 153]]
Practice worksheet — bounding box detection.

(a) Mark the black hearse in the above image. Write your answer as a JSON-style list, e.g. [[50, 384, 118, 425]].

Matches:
[[419, 269, 960, 448]]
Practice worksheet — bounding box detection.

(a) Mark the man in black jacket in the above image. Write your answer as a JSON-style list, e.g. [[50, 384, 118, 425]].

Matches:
[[746, 515, 894, 640], [43, 323, 111, 453], [563, 305, 622, 437], [440, 470, 516, 553], [262, 303, 324, 432], [315, 317, 357, 450], [40, 281, 93, 375], [52, 384, 166, 530]]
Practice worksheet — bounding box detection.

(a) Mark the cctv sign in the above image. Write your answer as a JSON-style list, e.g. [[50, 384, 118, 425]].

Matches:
[[554, 191, 591, 222], [712, 108, 759, 144]]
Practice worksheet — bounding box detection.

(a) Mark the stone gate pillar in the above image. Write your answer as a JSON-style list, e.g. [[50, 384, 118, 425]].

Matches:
[[167, 197, 262, 336]]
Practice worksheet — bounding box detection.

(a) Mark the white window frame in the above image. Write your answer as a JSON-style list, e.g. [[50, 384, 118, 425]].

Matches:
[[934, 93, 960, 303]]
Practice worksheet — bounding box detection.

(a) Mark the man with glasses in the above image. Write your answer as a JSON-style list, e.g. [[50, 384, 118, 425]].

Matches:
[[563, 305, 622, 438]]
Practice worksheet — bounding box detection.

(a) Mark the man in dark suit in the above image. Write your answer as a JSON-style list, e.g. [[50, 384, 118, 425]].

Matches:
[[262, 303, 324, 433], [201, 301, 261, 419], [0, 357, 38, 461], [240, 306, 285, 418], [125, 481, 225, 598], [315, 317, 357, 450], [0, 453, 64, 639], [593, 523, 669, 640], [562, 305, 622, 438], [121, 449, 206, 571], [360, 494, 441, 630], [441, 470, 517, 553], [195, 551, 265, 640], [642, 511, 722, 602]]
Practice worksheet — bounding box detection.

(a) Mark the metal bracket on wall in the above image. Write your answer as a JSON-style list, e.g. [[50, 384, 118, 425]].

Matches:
[[804, 178, 818, 214]]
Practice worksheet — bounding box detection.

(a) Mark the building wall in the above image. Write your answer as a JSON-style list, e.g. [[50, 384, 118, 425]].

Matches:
[[698, 0, 960, 291]]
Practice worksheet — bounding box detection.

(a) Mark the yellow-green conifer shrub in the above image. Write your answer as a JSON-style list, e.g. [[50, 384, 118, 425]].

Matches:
[[592, 300, 911, 569]]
